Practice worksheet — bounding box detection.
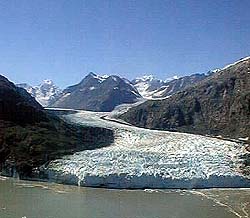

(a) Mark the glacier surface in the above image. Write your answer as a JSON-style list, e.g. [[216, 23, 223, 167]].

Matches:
[[43, 110, 250, 189]]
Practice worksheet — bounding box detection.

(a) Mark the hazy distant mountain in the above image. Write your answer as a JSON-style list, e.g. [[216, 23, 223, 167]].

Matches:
[[120, 57, 250, 139], [132, 73, 208, 99], [131, 75, 166, 98], [17, 80, 62, 107], [51, 73, 141, 111]]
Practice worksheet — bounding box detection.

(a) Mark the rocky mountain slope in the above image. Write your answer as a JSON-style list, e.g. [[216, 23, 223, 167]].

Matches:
[[120, 57, 250, 139], [17, 80, 62, 107], [0, 75, 114, 177], [51, 73, 141, 111]]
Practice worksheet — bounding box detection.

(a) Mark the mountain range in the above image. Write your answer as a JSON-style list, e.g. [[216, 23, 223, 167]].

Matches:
[[131, 73, 210, 99], [18, 72, 211, 111]]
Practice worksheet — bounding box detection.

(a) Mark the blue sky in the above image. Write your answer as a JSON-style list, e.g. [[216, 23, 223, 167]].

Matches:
[[0, 0, 250, 88]]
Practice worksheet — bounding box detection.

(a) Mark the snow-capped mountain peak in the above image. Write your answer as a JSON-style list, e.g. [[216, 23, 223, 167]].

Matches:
[[51, 73, 142, 111], [132, 73, 208, 99], [17, 80, 62, 107], [131, 75, 165, 98]]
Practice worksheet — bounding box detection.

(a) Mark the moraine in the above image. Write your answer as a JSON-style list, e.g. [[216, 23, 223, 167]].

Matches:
[[43, 109, 250, 189]]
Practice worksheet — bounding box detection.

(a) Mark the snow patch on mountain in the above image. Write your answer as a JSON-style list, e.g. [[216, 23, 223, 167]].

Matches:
[[222, 56, 250, 70], [89, 86, 96, 90], [91, 73, 109, 83], [151, 86, 170, 98], [164, 75, 179, 82]]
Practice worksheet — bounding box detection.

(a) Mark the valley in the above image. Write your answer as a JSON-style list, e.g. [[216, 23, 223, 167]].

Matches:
[[1, 2, 250, 217]]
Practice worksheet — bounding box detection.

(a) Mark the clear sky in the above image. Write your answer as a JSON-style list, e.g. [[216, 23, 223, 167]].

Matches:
[[0, 0, 250, 88]]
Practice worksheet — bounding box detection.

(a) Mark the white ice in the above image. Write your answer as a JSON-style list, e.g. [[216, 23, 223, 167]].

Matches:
[[44, 109, 250, 189]]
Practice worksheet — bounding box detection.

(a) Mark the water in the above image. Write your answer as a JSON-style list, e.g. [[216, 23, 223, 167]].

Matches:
[[1, 177, 249, 218]]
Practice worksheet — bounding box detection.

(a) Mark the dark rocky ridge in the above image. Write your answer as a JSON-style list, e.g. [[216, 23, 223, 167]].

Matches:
[[0, 75, 45, 124], [0, 75, 114, 178], [120, 58, 250, 139], [51, 73, 141, 111]]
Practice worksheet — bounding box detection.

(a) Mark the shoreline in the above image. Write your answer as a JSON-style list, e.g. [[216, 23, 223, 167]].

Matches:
[[1, 173, 250, 190], [1, 175, 250, 191]]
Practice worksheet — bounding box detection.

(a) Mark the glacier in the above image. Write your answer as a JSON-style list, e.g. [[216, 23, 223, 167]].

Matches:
[[43, 109, 250, 189]]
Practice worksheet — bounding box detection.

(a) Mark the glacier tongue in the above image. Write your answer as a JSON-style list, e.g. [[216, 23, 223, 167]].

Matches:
[[44, 110, 250, 189]]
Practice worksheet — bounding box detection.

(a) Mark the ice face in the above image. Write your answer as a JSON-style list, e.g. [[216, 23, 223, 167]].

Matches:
[[44, 110, 250, 189]]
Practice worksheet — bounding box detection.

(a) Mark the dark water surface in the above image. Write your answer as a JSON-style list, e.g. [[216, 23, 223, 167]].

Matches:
[[0, 177, 249, 218]]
